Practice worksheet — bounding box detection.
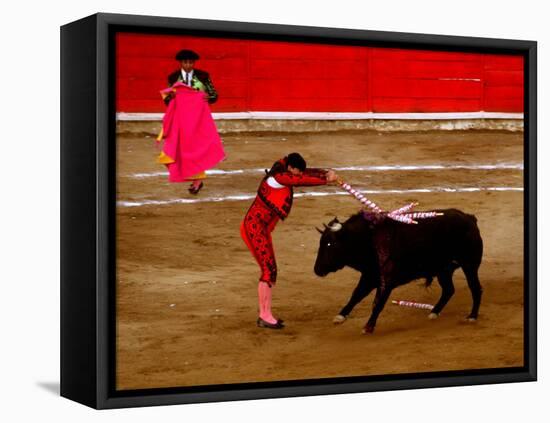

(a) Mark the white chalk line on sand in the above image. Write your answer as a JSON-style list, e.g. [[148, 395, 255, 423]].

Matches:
[[126, 162, 523, 179], [118, 186, 523, 208]]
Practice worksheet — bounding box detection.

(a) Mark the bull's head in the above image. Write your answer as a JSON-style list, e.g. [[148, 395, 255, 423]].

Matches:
[[314, 217, 347, 277]]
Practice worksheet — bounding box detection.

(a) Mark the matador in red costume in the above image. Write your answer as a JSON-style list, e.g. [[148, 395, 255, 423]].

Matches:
[[240, 153, 338, 329]]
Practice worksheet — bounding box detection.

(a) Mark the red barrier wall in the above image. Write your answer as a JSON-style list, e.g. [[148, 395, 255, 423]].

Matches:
[[116, 33, 523, 114]]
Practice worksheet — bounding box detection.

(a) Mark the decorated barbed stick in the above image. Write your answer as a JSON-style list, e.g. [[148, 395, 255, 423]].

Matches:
[[389, 202, 418, 215], [395, 211, 444, 220], [336, 178, 443, 224], [392, 300, 434, 310], [337, 179, 384, 213], [388, 213, 418, 225]]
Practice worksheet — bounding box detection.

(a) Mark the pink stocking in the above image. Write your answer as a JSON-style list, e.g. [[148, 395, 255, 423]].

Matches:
[[258, 282, 277, 324]]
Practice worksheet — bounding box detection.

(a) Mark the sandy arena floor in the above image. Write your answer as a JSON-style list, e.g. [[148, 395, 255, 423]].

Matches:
[[115, 129, 524, 390]]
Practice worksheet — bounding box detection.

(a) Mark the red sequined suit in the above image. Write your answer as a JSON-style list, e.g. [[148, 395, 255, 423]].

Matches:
[[240, 159, 328, 285]]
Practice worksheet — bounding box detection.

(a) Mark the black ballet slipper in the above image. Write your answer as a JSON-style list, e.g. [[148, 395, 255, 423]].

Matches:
[[188, 181, 204, 195], [256, 317, 284, 329]]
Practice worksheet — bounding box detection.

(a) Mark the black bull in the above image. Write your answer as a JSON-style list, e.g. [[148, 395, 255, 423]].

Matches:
[[314, 209, 483, 334]]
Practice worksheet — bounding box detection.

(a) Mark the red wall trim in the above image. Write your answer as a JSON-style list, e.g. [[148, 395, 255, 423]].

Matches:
[[116, 33, 524, 114]]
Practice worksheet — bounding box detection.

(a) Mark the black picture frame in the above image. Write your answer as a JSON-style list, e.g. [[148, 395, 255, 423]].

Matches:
[[60, 12, 537, 409]]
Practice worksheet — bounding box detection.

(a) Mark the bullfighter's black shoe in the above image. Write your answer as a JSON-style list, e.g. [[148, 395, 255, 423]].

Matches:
[[257, 317, 284, 329], [188, 181, 204, 195]]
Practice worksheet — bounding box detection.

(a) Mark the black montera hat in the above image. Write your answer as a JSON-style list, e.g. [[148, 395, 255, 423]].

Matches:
[[175, 49, 200, 61]]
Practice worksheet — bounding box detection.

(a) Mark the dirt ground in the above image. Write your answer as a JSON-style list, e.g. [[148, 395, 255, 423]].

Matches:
[[116, 129, 524, 390]]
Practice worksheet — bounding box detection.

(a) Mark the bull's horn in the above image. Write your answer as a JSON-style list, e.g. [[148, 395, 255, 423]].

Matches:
[[329, 222, 342, 232], [316, 227, 324, 234], [323, 223, 329, 229]]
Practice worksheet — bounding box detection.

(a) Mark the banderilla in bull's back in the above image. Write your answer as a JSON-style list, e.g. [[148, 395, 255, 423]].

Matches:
[[336, 178, 444, 224]]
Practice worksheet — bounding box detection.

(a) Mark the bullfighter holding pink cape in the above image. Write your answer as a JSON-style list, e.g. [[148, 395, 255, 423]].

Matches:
[[156, 81, 225, 192]]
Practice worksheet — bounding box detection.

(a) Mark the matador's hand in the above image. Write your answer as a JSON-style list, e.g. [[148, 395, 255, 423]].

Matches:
[[326, 170, 338, 183]]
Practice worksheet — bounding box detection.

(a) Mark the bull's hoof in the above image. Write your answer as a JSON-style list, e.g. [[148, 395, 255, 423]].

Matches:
[[362, 325, 375, 334], [333, 314, 346, 324], [428, 312, 439, 320], [466, 317, 477, 323]]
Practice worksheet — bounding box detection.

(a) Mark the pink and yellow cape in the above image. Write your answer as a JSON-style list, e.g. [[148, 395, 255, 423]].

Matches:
[[156, 82, 225, 182]]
